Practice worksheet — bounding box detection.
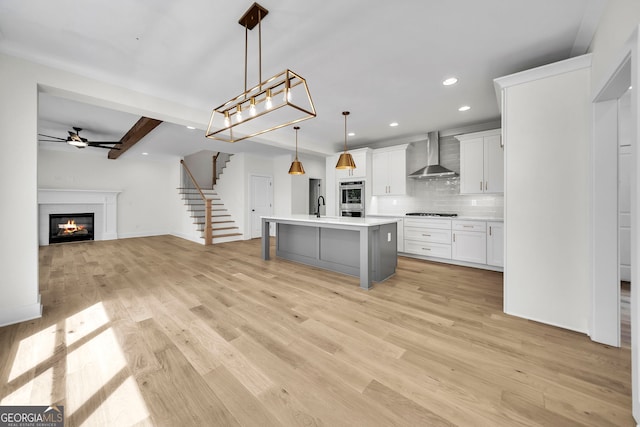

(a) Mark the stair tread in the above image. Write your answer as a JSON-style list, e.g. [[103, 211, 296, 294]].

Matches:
[[212, 226, 239, 231], [212, 233, 243, 238]]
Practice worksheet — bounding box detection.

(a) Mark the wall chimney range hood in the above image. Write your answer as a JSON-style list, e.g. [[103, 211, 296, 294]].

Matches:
[[408, 131, 457, 179]]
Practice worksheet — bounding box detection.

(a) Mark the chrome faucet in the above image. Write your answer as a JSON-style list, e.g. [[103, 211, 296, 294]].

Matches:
[[316, 195, 325, 218]]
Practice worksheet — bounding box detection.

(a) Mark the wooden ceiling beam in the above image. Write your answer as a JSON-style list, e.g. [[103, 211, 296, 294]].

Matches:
[[108, 116, 163, 159]]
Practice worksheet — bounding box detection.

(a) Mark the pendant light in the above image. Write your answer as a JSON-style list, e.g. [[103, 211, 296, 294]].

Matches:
[[288, 126, 305, 175], [205, 2, 316, 143], [336, 111, 356, 169]]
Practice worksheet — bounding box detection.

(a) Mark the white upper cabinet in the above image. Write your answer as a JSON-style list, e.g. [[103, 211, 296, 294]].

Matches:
[[372, 144, 408, 196], [336, 149, 368, 179], [456, 129, 503, 194]]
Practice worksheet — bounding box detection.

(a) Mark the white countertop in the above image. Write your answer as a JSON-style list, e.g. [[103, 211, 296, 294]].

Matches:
[[368, 214, 503, 222], [261, 215, 399, 227]]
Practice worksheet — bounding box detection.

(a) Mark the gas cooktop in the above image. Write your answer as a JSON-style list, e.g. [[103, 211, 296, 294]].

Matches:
[[406, 212, 458, 217]]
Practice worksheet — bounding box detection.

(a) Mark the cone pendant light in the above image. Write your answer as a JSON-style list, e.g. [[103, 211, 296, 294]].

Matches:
[[288, 126, 305, 175], [335, 111, 356, 169]]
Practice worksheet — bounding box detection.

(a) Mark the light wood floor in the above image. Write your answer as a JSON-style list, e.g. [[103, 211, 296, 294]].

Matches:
[[0, 235, 633, 426]]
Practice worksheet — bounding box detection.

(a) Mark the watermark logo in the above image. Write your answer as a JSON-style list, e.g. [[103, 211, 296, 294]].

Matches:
[[0, 405, 64, 427]]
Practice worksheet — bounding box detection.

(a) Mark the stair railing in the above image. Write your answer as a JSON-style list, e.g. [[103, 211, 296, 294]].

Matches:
[[180, 160, 212, 246], [212, 153, 219, 188]]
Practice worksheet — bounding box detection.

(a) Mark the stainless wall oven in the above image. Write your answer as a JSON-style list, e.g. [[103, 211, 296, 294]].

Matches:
[[339, 180, 365, 217]]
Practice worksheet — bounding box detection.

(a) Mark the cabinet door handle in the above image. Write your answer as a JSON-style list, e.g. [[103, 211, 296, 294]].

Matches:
[[485, 181, 488, 191], [453, 233, 456, 242], [489, 226, 492, 236], [422, 234, 431, 237], [422, 248, 431, 251], [463, 225, 473, 228], [480, 181, 483, 191]]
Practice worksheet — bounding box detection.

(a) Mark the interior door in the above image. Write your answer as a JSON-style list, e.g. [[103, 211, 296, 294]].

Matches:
[[250, 175, 272, 238]]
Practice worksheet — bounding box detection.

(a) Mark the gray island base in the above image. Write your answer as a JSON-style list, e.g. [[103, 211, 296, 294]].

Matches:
[[261, 215, 398, 290]]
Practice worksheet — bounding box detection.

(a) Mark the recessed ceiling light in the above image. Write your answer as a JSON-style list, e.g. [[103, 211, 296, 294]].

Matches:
[[186, 126, 196, 130], [142, 152, 149, 156], [458, 105, 471, 112], [348, 132, 355, 137], [443, 77, 458, 86], [389, 122, 399, 127]]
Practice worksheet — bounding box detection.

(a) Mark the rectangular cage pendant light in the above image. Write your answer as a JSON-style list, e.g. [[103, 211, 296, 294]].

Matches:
[[205, 3, 316, 143]]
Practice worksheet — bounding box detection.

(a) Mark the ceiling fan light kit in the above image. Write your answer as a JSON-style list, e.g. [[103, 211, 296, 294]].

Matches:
[[38, 127, 122, 150], [205, 2, 316, 143]]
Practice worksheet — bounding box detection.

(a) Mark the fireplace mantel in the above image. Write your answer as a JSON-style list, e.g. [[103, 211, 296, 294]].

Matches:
[[38, 189, 121, 246]]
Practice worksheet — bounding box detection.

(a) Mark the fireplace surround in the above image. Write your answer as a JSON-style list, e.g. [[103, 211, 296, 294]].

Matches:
[[38, 189, 120, 246]]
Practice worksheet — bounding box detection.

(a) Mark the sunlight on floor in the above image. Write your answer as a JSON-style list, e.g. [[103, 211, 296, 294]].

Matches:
[[2, 367, 53, 405], [65, 328, 127, 413], [8, 324, 57, 382], [82, 377, 152, 426], [65, 302, 110, 346], [3, 302, 151, 426]]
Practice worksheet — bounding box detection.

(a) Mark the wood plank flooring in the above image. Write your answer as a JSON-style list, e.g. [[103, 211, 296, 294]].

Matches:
[[0, 235, 633, 426]]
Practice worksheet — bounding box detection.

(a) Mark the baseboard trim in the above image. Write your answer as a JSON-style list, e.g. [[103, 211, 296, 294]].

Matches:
[[170, 232, 205, 245], [0, 295, 42, 328], [117, 231, 171, 239], [503, 308, 589, 335]]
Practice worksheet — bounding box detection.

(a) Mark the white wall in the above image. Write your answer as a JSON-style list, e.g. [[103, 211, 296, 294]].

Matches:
[[38, 149, 183, 239], [215, 152, 247, 238], [183, 150, 216, 189], [273, 155, 293, 217], [293, 153, 326, 215], [0, 53, 41, 326], [496, 56, 592, 333]]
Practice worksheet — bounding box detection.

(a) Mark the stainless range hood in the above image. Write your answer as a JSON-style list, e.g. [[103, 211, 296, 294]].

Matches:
[[408, 131, 457, 179]]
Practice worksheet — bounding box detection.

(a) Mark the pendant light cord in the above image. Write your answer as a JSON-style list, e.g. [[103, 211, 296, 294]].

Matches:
[[258, 10, 262, 90], [244, 23, 248, 98], [343, 111, 350, 152]]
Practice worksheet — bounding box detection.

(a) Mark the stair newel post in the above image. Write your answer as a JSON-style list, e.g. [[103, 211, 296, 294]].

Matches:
[[205, 198, 213, 246]]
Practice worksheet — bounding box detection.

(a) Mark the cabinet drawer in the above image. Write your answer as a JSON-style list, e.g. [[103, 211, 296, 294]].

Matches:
[[452, 220, 486, 232], [404, 240, 452, 259], [404, 218, 451, 229], [404, 227, 451, 244]]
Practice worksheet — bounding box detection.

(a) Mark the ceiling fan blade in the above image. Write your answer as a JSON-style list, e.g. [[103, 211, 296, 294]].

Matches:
[[39, 139, 68, 143], [38, 134, 66, 141], [87, 141, 122, 145], [91, 145, 121, 150]]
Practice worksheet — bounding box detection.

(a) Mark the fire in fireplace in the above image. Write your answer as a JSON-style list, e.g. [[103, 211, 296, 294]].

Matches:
[[49, 213, 95, 244]]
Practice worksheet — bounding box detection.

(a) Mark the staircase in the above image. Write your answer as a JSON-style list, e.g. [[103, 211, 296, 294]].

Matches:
[[179, 154, 242, 245], [178, 188, 243, 244]]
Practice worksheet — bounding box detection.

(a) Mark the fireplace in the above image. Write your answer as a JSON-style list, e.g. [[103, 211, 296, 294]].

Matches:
[[49, 213, 95, 244]]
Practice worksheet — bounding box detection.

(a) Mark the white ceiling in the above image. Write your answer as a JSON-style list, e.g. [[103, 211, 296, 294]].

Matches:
[[0, 0, 606, 159]]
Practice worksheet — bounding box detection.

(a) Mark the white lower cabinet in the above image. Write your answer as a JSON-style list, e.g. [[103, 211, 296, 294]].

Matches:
[[486, 221, 504, 267], [401, 217, 503, 270], [404, 240, 452, 258], [396, 218, 404, 252], [451, 220, 487, 264], [403, 218, 452, 259]]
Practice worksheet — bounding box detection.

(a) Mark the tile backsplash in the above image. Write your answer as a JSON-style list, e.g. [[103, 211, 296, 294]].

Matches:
[[370, 136, 504, 218]]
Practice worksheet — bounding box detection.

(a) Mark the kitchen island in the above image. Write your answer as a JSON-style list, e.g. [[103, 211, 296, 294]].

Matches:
[[261, 215, 398, 289]]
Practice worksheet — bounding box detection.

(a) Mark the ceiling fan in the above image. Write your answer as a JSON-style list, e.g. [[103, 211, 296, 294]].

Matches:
[[38, 127, 122, 150]]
